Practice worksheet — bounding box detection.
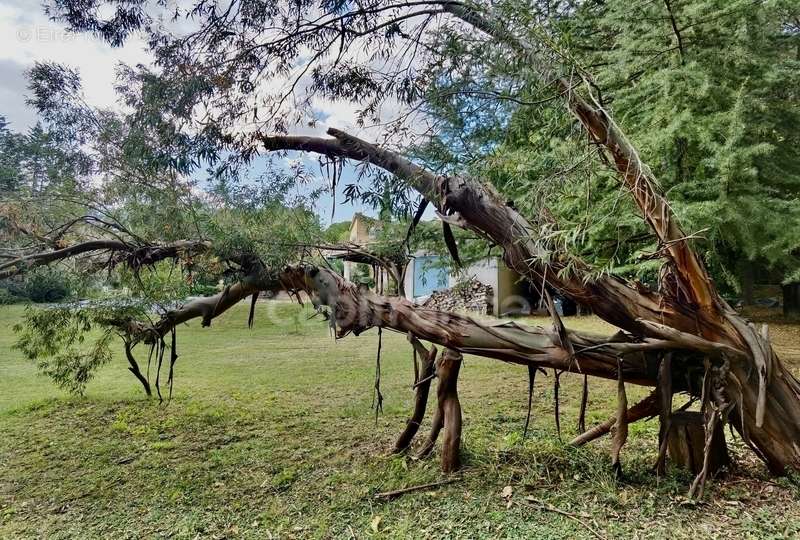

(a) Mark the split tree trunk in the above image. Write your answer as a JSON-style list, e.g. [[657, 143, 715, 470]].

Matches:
[[667, 411, 730, 476], [262, 123, 800, 474]]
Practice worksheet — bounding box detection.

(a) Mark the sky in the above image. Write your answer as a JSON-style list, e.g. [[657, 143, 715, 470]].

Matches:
[[0, 0, 387, 227]]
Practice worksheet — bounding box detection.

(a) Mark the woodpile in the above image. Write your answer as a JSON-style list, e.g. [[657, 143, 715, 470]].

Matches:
[[422, 279, 493, 315]]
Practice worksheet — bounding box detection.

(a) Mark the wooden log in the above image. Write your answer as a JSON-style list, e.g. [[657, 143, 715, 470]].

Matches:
[[667, 411, 729, 475]]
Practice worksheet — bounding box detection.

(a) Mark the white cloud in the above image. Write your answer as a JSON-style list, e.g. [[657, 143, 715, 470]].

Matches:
[[0, 2, 152, 128]]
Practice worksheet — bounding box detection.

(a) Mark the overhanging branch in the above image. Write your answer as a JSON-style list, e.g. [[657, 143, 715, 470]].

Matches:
[[259, 128, 726, 340]]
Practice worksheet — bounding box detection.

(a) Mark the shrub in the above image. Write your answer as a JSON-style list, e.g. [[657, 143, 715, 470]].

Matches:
[[23, 267, 73, 302], [0, 288, 20, 305], [1, 267, 85, 304]]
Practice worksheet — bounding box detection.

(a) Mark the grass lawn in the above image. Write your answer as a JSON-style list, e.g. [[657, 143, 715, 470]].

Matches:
[[1, 301, 800, 539]]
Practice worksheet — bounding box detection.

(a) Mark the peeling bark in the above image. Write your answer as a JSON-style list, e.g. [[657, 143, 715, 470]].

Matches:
[[438, 349, 463, 473], [611, 359, 629, 477], [415, 348, 462, 472]]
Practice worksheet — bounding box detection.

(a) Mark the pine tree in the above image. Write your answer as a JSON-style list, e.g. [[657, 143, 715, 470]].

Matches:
[[427, 0, 800, 299]]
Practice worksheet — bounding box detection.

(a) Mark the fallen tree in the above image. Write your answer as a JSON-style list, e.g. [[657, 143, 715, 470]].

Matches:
[[258, 125, 800, 480], [5, 0, 799, 500], [7, 126, 800, 499], [6, 120, 800, 494]]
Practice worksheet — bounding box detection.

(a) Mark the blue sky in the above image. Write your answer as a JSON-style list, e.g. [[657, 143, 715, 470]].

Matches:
[[250, 152, 379, 227]]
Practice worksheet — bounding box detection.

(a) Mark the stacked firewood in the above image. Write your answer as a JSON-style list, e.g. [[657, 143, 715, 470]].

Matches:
[[422, 279, 493, 315]]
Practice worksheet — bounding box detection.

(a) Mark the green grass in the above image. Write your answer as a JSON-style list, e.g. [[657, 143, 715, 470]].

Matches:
[[1, 302, 800, 539]]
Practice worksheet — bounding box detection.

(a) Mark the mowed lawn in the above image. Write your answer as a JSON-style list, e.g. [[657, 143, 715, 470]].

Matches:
[[1, 301, 800, 539]]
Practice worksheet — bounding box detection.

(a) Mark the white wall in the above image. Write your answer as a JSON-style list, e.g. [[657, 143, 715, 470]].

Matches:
[[403, 253, 503, 314], [402, 253, 419, 301]]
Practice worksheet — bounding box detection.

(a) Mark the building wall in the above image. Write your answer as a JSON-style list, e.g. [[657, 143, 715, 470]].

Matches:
[[349, 213, 376, 243], [403, 254, 528, 316], [496, 263, 530, 315], [344, 214, 373, 283]]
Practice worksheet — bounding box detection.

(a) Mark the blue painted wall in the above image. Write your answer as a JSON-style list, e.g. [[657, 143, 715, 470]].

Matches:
[[413, 256, 448, 297]]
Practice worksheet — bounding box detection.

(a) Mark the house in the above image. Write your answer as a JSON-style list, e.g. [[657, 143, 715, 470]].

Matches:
[[340, 213, 387, 287], [338, 214, 547, 315], [402, 252, 544, 316]]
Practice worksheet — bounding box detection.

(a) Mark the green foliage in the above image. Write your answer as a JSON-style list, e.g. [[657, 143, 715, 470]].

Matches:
[[0, 267, 87, 304], [420, 0, 800, 293], [349, 263, 374, 288], [21, 267, 80, 303], [575, 0, 800, 288], [116, 262, 196, 304], [0, 288, 18, 305], [323, 220, 351, 243], [207, 204, 322, 274], [13, 302, 147, 395], [3, 65, 326, 306]]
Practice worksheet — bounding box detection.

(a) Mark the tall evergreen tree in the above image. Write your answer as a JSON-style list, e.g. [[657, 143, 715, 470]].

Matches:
[[454, 0, 800, 299]]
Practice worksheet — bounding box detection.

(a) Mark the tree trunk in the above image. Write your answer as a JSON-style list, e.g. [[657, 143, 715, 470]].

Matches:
[[739, 261, 755, 306], [667, 411, 730, 476], [784, 283, 800, 318]]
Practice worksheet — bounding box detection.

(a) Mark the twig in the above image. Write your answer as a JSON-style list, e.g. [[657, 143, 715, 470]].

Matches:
[[374, 479, 460, 500], [519, 498, 607, 540], [412, 372, 437, 389]]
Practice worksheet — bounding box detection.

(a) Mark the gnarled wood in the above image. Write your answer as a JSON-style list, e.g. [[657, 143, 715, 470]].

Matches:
[[416, 348, 463, 472], [438, 349, 463, 473]]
